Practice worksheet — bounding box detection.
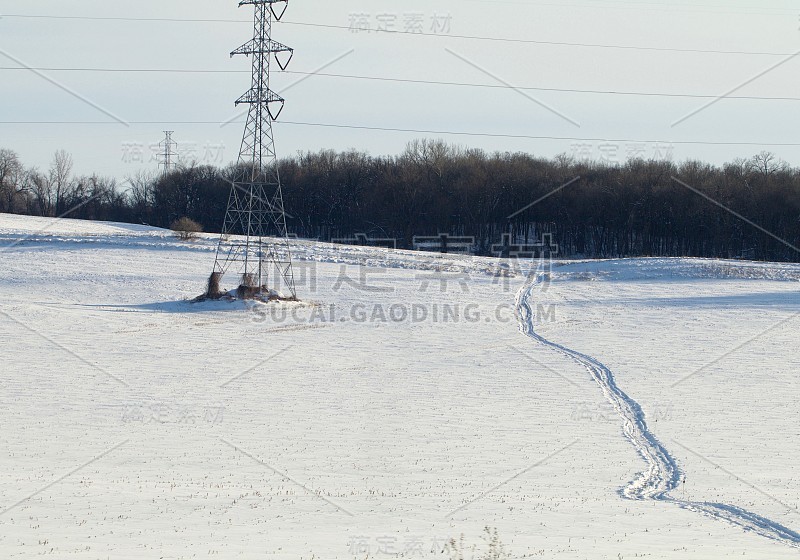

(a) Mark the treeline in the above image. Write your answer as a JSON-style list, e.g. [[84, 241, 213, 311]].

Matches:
[[0, 149, 130, 223], [1, 140, 799, 261]]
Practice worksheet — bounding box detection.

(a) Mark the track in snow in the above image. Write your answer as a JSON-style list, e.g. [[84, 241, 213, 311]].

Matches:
[[515, 276, 800, 549]]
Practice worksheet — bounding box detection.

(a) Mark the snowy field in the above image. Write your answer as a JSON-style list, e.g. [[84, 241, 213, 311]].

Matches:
[[1, 213, 799, 559]]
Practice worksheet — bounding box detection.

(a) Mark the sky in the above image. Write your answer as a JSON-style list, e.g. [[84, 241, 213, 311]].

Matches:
[[1, 0, 800, 180]]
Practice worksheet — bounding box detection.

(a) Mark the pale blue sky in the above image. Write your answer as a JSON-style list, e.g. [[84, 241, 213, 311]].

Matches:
[[1, 0, 799, 178]]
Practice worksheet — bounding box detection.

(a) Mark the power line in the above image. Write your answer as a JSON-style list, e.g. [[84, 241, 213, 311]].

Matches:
[[286, 70, 800, 101], [1, 118, 799, 147], [280, 121, 800, 147], [0, 14, 795, 57], [286, 23, 799, 57], [464, 0, 796, 15], [2, 66, 799, 102], [0, 66, 245, 74], [1, 14, 247, 24]]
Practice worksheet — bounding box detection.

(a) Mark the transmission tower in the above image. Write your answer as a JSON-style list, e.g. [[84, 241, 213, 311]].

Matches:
[[207, 0, 297, 301], [159, 131, 177, 178]]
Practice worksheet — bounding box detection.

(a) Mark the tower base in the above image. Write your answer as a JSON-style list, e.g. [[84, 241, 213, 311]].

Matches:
[[193, 272, 298, 304]]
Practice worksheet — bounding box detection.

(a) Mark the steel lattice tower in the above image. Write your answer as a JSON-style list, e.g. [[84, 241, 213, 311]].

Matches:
[[208, 0, 296, 300], [159, 131, 177, 178]]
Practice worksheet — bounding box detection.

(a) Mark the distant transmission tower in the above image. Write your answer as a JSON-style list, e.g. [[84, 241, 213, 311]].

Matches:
[[159, 131, 177, 178], [206, 0, 297, 301]]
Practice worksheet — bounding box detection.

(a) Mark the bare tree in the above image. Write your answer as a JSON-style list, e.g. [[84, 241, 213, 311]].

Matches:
[[28, 169, 53, 216], [0, 149, 26, 212], [48, 150, 74, 215], [748, 151, 788, 177], [127, 170, 156, 209]]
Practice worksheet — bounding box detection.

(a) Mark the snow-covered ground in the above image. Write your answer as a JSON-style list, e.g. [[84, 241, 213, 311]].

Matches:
[[1, 213, 799, 559]]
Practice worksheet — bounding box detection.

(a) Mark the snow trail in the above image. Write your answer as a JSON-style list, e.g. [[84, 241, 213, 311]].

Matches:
[[516, 276, 800, 548]]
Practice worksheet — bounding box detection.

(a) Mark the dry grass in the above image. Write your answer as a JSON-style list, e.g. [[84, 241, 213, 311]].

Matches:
[[171, 217, 203, 241], [206, 272, 223, 298]]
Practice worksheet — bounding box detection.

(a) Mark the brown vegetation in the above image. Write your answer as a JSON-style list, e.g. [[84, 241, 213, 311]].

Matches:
[[170, 217, 203, 241]]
